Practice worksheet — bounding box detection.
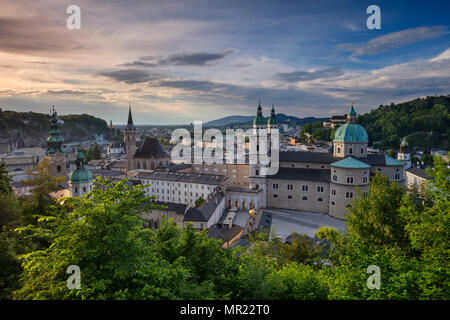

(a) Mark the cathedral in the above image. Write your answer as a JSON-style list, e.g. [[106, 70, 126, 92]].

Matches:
[[186, 102, 407, 220]]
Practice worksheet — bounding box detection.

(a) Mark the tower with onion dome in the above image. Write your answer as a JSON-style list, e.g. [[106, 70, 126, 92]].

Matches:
[[397, 136, 411, 170], [46, 106, 67, 186], [69, 149, 93, 197]]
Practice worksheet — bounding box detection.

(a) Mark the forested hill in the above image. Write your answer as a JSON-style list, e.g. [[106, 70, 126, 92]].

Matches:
[[358, 95, 450, 150], [0, 109, 111, 149]]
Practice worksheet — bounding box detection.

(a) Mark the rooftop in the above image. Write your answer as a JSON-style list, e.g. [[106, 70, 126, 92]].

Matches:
[[137, 170, 227, 185], [134, 137, 169, 159], [184, 190, 225, 222], [269, 167, 331, 182], [331, 156, 371, 169]]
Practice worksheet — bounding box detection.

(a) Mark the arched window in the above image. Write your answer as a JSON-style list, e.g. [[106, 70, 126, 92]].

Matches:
[[331, 201, 335, 205], [318, 198, 323, 202], [302, 196, 307, 200], [287, 195, 293, 199], [333, 175, 337, 182], [56, 165, 61, 173], [273, 194, 278, 198], [349, 148, 353, 155], [83, 187, 86, 193]]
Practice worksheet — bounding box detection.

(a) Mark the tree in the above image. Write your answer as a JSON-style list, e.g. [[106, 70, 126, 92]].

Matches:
[[92, 143, 102, 160], [14, 178, 190, 299], [315, 226, 340, 243], [399, 156, 450, 299], [345, 174, 410, 251], [0, 162, 12, 194]]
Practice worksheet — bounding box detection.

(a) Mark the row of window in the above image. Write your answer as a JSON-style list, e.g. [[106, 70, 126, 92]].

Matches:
[[272, 184, 325, 192], [332, 175, 368, 184], [337, 147, 364, 155], [272, 194, 325, 202]]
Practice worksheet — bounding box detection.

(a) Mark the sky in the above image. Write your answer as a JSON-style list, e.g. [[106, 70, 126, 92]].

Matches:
[[0, 0, 449, 125]]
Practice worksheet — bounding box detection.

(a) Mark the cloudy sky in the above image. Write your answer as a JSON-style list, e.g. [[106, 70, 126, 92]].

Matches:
[[0, 0, 449, 124]]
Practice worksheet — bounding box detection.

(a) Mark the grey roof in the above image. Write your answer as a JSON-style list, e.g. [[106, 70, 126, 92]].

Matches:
[[280, 151, 400, 168], [279, 151, 336, 163], [137, 170, 227, 185], [134, 137, 169, 159], [108, 160, 127, 168], [91, 169, 125, 179], [207, 224, 243, 243], [407, 167, 429, 179], [269, 167, 331, 182], [257, 211, 272, 233], [184, 191, 225, 222]]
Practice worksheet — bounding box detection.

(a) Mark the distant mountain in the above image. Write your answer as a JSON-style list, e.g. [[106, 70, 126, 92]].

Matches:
[[204, 115, 254, 127], [204, 113, 327, 127]]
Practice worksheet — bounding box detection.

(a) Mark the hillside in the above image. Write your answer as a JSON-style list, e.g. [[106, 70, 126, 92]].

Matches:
[[0, 109, 112, 149], [204, 113, 327, 128], [358, 95, 450, 150]]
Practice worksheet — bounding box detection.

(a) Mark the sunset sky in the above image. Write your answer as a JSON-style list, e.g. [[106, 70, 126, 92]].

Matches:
[[0, 0, 449, 124]]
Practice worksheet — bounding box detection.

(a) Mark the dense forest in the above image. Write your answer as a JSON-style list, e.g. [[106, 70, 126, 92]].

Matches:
[[359, 95, 450, 151], [0, 156, 448, 300], [298, 95, 450, 151], [0, 109, 112, 148]]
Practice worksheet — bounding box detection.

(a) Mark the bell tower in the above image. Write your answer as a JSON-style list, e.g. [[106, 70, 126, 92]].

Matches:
[[46, 106, 67, 186], [397, 137, 411, 170], [124, 104, 136, 171]]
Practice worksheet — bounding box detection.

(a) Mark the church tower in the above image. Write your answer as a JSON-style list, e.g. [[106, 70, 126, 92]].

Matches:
[[397, 137, 411, 170], [124, 105, 137, 171], [69, 150, 93, 197], [46, 106, 67, 186]]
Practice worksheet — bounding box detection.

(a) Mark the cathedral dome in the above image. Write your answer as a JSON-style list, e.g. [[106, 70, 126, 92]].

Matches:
[[333, 123, 368, 143]]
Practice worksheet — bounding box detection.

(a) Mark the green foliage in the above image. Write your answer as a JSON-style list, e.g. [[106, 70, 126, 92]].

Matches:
[[194, 197, 205, 207], [315, 226, 340, 243], [358, 96, 450, 150]]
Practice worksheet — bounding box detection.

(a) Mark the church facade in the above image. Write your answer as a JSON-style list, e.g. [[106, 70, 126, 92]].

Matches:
[[124, 106, 170, 171]]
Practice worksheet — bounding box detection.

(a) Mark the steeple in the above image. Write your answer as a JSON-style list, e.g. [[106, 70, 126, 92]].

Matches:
[[127, 104, 134, 126], [46, 106, 65, 155], [347, 102, 357, 123], [268, 104, 278, 126], [253, 100, 266, 127]]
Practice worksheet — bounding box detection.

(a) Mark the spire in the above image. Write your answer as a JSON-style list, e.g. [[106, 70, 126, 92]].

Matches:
[[268, 104, 278, 125], [46, 106, 65, 155], [254, 100, 265, 126], [347, 102, 357, 123], [349, 102, 357, 115], [127, 104, 134, 126]]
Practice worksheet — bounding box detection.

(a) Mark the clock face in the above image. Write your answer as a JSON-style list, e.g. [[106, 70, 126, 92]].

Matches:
[[54, 153, 64, 162]]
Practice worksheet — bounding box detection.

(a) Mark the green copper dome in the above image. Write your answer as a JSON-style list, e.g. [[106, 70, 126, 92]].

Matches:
[[254, 101, 266, 126], [69, 150, 93, 184], [333, 123, 368, 143], [267, 105, 278, 125]]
